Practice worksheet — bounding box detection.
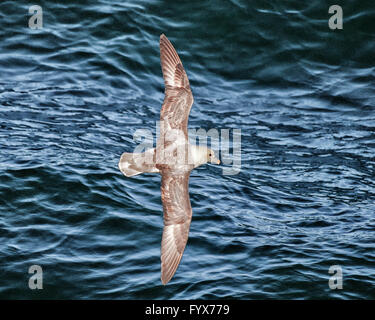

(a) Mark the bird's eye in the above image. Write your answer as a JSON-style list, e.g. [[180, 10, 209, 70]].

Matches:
[[209, 153, 211, 157]]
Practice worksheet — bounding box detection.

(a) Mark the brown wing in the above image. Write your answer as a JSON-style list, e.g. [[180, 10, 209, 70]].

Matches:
[[160, 170, 192, 284], [159, 34, 194, 138]]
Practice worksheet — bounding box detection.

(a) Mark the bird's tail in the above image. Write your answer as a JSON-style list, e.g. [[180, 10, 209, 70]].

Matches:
[[118, 148, 159, 177]]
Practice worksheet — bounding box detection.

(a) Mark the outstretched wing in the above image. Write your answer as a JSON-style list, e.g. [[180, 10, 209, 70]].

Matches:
[[159, 34, 194, 138], [160, 170, 192, 284]]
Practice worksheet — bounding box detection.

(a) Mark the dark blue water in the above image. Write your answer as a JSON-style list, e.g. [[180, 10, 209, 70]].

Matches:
[[0, 0, 374, 299]]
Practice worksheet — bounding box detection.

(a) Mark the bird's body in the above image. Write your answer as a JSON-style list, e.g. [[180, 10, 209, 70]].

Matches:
[[119, 34, 220, 284]]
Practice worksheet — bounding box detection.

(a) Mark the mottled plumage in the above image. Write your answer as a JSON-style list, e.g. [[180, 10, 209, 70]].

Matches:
[[119, 34, 220, 284]]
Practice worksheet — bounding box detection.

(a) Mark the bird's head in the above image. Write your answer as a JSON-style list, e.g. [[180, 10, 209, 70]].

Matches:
[[191, 145, 220, 167], [206, 148, 220, 165]]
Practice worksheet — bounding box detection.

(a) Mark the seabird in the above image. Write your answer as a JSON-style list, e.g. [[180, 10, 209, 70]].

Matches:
[[119, 34, 220, 285]]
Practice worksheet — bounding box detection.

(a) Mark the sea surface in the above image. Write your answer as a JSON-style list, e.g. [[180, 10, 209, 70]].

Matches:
[[0, 0, 374, 299]]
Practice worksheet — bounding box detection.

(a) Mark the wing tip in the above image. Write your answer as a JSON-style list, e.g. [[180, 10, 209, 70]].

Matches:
[[160, 259, 175, 285], [161, 267, 175, 285], [160, 34, 168, 45], [159, 33, 176, 52], [161, 275, 169, 285]]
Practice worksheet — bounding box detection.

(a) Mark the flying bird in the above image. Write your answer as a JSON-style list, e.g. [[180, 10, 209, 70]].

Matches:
[[119, 34, 220, 285]]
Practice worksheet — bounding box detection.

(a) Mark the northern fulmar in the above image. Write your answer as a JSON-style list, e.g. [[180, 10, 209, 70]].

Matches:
[[119, 34, 220, 285]]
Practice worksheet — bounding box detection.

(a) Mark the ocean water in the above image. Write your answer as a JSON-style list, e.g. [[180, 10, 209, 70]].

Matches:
[[0, 0, 374, 299]]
